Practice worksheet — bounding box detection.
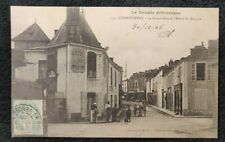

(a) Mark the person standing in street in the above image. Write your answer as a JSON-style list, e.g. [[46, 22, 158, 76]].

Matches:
[[91, 102, 98, 123], [134, 104, 137, 117], [112, 104, 119, 122], [138, 104, 142, 117], [124, 106, 128, 123], [126, 105, 131, 122], [105, 101, 111, 122], [143, 101, 147, 117]]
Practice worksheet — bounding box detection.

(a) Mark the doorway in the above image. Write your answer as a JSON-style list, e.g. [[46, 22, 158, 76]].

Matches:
[[174, 83, 182, 115], [87, 92, 96, 118]]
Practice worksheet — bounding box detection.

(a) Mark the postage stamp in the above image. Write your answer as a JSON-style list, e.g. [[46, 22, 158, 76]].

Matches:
[[12, 100, 43, 136]]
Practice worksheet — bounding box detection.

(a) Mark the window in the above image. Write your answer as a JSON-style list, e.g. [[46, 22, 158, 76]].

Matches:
[[87, 52, 96, 78], [191, 64, 195, 80], [103, 57, 107, 77], [71, 48, 85, 73], [178, 66, 181, 82], [110, 67, 113, 86], [196, 63, 205, 80], [135, 80, 138, 90], [207, 64, 211, 80], [115, 71, 117, 87], [38, 60, 47, 80]]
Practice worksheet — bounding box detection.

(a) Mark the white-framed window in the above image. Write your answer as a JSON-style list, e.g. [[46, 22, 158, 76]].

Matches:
[[192, 62, 208, 81], [191, 63, 195, 80], [207, 63, 211, 80]]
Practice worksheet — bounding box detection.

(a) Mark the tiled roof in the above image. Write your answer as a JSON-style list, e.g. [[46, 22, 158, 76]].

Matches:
[[12, 23, 50, 42], [49, 7, 101, 48]]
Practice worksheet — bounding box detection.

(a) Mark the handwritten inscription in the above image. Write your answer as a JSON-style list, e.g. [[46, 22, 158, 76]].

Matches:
[[158, 29, 175, 38], [132, 23, 165, 31], [131, 23, 175, 38]]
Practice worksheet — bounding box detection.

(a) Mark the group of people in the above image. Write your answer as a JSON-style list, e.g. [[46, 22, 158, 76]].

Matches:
[[105, 101, 120, 122], [133, 102, 147, 117], [90, 101, 146, 123], [105, 101, 133, 123], [90, 101, 120, 123], [122, 105, 132, 123]]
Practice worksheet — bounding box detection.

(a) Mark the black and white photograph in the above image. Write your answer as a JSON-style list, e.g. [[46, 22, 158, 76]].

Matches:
[[11, 6, 218, 138]]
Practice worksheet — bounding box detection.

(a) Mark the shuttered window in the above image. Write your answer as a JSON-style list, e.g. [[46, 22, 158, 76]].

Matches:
[[196, 63, 205, 80], [207, 63, 211, 80], [191, 63, 195, 80]]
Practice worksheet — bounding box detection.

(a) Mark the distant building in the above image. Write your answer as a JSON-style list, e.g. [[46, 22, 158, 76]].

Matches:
[[11, 23, 50, 79], [126, 72, 146, 101], [12, 7, 122, 122], [12, 23, 50, 50], [147, 40, 218, 117], [145, 69, 160, 104], [127, 72, 146, 92], [122, 79, 128, 94]]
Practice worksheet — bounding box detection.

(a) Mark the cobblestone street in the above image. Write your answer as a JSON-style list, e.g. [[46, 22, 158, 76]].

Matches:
[[48, 106, 216, 138]]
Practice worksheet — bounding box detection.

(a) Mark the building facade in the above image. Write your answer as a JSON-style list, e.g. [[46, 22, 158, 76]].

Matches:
[[13, 7, 122, 122], [147, 41, 218, 117], [126, 72, 146, 101]]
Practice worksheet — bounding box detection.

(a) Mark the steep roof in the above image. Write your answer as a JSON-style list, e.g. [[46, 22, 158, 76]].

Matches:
[[49, 7, 101, 48], [12, 23, 50, 42]]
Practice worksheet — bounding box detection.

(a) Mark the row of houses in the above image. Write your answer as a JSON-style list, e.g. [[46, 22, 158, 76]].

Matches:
[[123, 40, 218, 117], [12, 7, 123, 122]]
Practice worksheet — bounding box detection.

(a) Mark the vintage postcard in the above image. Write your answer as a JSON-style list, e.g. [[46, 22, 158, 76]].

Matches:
[[11, 6, 218, 138]]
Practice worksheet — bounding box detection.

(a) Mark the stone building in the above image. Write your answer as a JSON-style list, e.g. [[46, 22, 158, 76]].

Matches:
[[12, 7, 122, 122], [147, 40, 218, 117], [11, 23, 50, 79], [126, 72, 146, 101], [146, 66, 171, 106]]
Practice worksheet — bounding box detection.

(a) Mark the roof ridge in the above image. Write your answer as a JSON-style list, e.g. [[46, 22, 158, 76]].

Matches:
[[48, 7, 101, 47], [12, 23, 50, 42]]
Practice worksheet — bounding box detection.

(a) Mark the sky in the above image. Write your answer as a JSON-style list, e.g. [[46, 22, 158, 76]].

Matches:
[[11, 7, 219, 78]]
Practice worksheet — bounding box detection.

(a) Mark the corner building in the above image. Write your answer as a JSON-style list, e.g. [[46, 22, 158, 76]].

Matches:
[[13, 7, 122, 122]]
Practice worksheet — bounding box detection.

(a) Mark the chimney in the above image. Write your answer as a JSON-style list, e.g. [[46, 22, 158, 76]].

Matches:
[[110, 57, 114, 62], [54, 29, 58, 35], [169, 59, 174, 67], [66, 7, 81, 43], [66, 7, 80, 26], [191, 45, 207, 56]]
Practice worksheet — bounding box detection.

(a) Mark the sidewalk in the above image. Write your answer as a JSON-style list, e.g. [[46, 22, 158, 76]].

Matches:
[[149, 105, 183, 118], [149, 105, 209, 118]]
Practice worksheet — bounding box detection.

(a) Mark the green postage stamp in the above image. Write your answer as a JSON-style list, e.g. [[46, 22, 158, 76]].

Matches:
[[12, 100, 43, 136]]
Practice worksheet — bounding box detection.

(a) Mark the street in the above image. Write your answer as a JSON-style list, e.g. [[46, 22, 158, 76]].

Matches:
[[47, 106, 217, 138]]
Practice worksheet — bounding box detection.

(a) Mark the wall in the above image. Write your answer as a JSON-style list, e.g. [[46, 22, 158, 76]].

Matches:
[[151, 70, 163, 107], [172, 62, 188, 112], [14, 41, 48, 50], [127, 73, 146, 92], [186, 59, 216, 116], [108, 62, 121, 108], [58, 44, 122, 120], [163, 58, 216, 116], [15, 51, 46, 82], [57, 47, 67, 97]]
